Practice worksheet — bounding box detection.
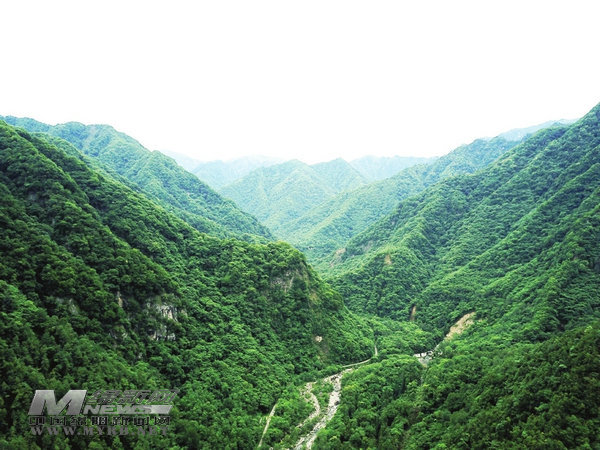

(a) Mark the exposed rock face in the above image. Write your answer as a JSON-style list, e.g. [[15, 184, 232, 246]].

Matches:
[[270, 269, 301, 293], [414, 312, 476, 366], [148, 302, 179, 341], [157, 304, 178, 322]]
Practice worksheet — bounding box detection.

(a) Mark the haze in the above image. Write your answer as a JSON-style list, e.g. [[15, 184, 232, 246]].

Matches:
[[2, 0, 599, 163]]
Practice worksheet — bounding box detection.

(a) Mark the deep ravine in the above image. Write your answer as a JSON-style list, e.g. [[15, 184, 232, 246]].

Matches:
[[257, 343, 378, 449]]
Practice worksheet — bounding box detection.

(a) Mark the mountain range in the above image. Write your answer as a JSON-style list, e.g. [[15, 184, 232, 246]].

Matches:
[[190, 156, 284, 189], [165, 153, 434, 187], [0, 120, 371, 448], [219, 158, 367, 235], [316, 106, 600, 448], [0, 116, 271, 241], [1, 105, 598, 448], [349, 155, 435, 181]]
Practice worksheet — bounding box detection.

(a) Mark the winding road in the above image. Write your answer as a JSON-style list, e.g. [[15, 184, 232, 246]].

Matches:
[[257, 402, 278, 449]]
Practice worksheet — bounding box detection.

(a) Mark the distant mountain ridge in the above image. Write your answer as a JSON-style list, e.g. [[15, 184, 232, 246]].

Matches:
[[191, 155, 284, 188], [173, 153, 432, 188], [213, 120, 573, 264], [1, 104, 598, 449], [329, 108, 600, 328], [159, 120, 572, 189], [219, 158, 368, 236], [349, 155, 436, 181], [496, 119, 575, 142], [159, 148, 205, 171], [0, 115, 272, 241], [282, 135, 526, 265]]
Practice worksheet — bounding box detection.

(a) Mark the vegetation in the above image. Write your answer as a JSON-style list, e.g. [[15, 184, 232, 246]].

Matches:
[[0, 121, 372, 448], [404, 320, 600, 449], [329, 109, 600, 330], [312, 322, 600, 449], [259, 383, 316, 449], [192, 156, 282, 189], [1, 102, 599, 448], [219, 158, 366, 236], [349, 155, 434, 181], [313, 355, 423, 449], [0, 116, 272, 241], [304, 105, 600, 447], [282, 135, 526, 265]]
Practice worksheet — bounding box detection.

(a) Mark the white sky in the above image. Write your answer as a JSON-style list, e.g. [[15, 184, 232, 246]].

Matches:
[[2, 1, 600, 163]]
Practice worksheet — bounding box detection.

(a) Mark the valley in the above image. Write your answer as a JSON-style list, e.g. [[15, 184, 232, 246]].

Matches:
[[1, 105, 599, 449], [260, 343, 378, 449]]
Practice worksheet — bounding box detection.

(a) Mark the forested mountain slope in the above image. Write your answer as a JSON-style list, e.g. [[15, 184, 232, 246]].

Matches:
[[283, 136, 523, 264], [349, 155, 435, 181], [219, 159, 367, 236], [192, 155, 283, 189], [313, 319, 600, 448], [308, 106, 600, 449], [497, 118, 574, 141], [159, 148, 203, 172], [330, 104, 600, 331], [0, 121, 372, 448], [0, 116, 271, 241]]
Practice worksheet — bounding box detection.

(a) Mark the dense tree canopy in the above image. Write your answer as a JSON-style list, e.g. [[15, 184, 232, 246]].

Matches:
[[283, 135, 527, 266], [0, 116, 272, 241], [1, 103, 599, 448], [219, 158, 367, 237], [0, 122, 372, 448]]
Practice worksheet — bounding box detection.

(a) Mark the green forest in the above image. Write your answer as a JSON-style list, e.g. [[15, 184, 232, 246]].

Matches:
[[1, 103, 599, 449], [219, 158, 367, 236], [0, 116, 272, 241]]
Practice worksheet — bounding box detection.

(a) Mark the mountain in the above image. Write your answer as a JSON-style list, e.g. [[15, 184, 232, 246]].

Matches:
[[308, 105, 600, 448], [282, 121, 574, 266], [314, 320, 600, 448], [0, 116, 272, 241], [310, 158, 368, 193], [219, 158, 367, 236], [0, 120, 372, 448], [3, 103, 599, 449], [497, 119, 575, 142], [350, 155, 435, 181], [192, 156, 283, 189], [283, 136, 524, 265], [329, 109, 600, 325], [159, 149, 203, 172]]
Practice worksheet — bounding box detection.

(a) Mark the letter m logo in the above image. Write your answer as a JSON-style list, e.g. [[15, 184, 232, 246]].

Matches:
[[28, 390, 87, 415]]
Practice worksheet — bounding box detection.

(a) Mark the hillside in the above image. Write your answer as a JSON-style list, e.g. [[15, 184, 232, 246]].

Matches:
[[192, 156, 283, 189], [306, 105, 600, 448], [350, 155, 435, 181], [283, 136, 523, 264], [219, 159, 367, 236], [313, 320, 600, 448], [0, 121, 373, 448], [497, 118, 575, 141], [310, 158, 369, 193], [2, 107, 599, 448], [159, 148, 203, 172], [0, 116, 272, 241], [329, 105, 600, 328]]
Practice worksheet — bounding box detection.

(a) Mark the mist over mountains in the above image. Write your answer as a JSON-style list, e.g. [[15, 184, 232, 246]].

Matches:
[[1, 108, 598, 448]]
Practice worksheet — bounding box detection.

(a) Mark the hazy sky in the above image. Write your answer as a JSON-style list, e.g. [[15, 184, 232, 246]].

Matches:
[[2, 1, 600, 163]]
